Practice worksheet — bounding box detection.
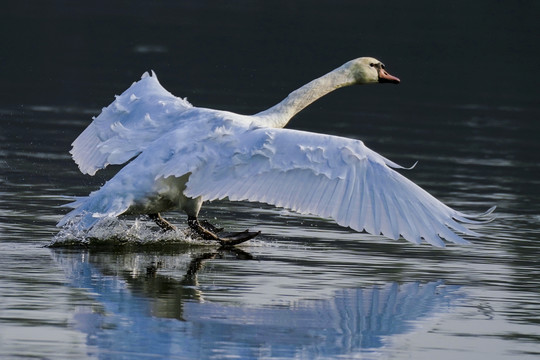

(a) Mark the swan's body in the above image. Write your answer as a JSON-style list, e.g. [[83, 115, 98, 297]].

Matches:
[[59, 57, 493, 247]]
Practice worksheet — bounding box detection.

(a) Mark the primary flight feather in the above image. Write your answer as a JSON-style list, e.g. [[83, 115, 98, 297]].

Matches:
[[59, 57, 494, 247]]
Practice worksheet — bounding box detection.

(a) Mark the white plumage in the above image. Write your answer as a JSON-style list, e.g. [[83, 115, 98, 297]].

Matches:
[[59, 57, 494, 246], [70, 71, 194, 176]]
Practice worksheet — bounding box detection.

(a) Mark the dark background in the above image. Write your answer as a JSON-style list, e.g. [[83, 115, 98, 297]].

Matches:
[[2, 0, 539, 111]]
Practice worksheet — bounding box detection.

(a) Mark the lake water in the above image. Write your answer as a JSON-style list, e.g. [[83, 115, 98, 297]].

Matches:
[[1, 1, 540, 359]]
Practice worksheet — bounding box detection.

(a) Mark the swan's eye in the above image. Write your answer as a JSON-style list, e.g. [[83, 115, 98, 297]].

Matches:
[[369, 63, 375, 67]]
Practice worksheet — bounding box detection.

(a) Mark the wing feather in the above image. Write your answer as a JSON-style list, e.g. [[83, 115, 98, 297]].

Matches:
[[346, 170, 362, 231], [71, 71, 193, 175], [161, 127, 488, 246]]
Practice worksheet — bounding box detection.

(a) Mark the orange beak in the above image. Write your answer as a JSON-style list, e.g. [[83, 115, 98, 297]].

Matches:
[[378, 68, 400, 84]]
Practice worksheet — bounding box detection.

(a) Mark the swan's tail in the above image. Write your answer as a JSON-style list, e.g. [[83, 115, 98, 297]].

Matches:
[[57, 191, 130, 231]]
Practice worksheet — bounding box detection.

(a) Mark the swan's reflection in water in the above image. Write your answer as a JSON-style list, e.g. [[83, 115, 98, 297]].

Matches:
[[51, 248, 463, 359]]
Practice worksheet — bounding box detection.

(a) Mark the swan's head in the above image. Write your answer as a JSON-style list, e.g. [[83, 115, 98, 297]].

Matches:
[[346, 57, 400, 85]]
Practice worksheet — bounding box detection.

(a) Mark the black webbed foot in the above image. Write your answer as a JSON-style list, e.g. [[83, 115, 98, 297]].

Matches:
[[216, 230, 261, 248], [188, 216, 260, 247]]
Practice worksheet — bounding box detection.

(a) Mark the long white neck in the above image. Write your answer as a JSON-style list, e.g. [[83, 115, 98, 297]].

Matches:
[[254, 64, 355, 128]]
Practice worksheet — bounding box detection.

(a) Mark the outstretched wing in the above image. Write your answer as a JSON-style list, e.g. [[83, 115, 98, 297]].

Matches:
[[71, 71, 193, 175], [159, 127, 492, 247]]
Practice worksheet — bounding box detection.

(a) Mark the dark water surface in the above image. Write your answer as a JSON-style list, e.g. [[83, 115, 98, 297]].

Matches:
[[1, 1, 540, 359]]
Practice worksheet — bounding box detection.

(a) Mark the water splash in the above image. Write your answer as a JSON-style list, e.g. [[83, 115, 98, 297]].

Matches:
[[49, 216, 205, 248]]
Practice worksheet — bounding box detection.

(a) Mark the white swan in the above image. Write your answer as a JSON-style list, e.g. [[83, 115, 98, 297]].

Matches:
[[58, 57, 494, 247]]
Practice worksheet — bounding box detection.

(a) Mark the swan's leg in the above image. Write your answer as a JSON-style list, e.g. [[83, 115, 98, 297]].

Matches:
[[182, 195, 259, 246], [199, 219, 224, 233], [149, 213, 177, 231], [187, 216, 220, 240], [187, 216, 260, 247], [180, 194, 224, 232]]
